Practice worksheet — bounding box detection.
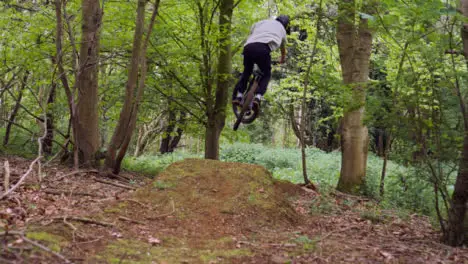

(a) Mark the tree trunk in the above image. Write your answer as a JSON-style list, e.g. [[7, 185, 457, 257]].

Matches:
[[445, 133, 468, 246], [444, 0, 468, 246], [43, 79, 56, 155], [336, 0, 372, 194], [160, 110, 186, 154], [3, 74, 27, 146], [289, 105, 313, 146], [379, 134, 391, 198], [204, 0, 234, 160], [105, 0, 160, 174], [299, 0, 323, 187], [160, 109, 176, 154], [134, 114, 163, 156], [169, 126, 184, 152], [54, 0, 79, 168], [75, 0, 102, 167]]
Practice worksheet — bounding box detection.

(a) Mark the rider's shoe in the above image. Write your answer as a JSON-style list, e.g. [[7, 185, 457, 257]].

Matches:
[[232, 96, 242, 105], [232, 92, 243, 105]]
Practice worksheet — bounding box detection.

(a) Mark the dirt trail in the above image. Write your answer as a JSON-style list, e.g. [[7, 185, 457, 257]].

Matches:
[[1, 157, 467, 263]]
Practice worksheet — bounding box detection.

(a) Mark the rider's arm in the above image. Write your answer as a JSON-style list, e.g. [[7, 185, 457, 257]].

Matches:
[[249, 23, 257, 35], [280, 39, 286, 64]]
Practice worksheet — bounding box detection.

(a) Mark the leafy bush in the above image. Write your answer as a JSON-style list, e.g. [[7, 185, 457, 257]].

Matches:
[[382, 166, 437, 216], [220, 143, 262, 164]]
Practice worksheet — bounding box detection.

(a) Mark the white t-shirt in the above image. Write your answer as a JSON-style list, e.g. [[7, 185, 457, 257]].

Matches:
[[245, 19, 287, 51]]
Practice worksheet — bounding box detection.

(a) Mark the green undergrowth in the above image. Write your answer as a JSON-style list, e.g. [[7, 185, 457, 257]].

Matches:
[[122, 152, 202, 175], [0, 127, 40, 158], [221, 143, 446, 219]]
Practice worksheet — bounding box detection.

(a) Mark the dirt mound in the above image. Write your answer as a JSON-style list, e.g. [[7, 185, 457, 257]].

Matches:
[[130, 159, 302, 235]]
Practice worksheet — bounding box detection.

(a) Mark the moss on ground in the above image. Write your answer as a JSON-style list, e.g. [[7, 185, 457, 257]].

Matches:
[[26, 231, 67, 252], [95, 238, 252, 263]]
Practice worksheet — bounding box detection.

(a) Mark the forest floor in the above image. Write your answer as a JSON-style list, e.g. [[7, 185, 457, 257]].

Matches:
[[1, 157, 468, 264]]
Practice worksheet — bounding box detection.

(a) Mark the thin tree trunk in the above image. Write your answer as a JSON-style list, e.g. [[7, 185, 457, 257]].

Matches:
[[161, 110, 186, 153], [299, 0, 323, 186], [169, 127, 184, 152], [336, 0, 372, 194], [204, 0, 234, 160], [43, 79, 56, 155], [289, 105, 312, 146], [379, 135, 391, 198], [283, 119, 288, 147], [55, 0, 79, 169], [105, 0, 161, 174], [135, 114, 163, 156], [3, 74, 27, 146], [134, 126, 144, 157], [160, 108, 176, 154], [169, 112, 186, 152]]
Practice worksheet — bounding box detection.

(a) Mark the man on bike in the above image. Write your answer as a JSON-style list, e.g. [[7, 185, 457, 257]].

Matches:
[[232, 15, 290, 112]]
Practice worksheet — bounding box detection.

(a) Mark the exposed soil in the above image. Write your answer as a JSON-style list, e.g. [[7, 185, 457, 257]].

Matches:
[[1, 157, 468, 263]]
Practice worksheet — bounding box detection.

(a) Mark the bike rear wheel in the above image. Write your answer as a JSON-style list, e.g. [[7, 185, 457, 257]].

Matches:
[[233, 82, 259, 130]]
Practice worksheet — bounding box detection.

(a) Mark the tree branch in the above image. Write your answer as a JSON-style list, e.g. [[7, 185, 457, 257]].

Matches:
[[0, 157, 41, 200]]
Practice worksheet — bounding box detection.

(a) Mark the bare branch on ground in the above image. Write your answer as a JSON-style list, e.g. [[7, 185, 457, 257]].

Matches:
[[3, 160, 10, 191], [118, 216, 145, 225], [44, 189, 107, 198], [52, 216, 114, 227], [94, 178, 136, 190], [0, 157, 41, 200]]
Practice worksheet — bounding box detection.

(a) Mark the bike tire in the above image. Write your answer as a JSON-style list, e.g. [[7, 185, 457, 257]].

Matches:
[[233, 80, 259, 131], [233, 89, 255, 131], [233, 113, 243, 131]]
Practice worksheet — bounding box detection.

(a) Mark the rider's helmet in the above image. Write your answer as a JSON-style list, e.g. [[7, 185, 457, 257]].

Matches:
[[276, 15, 290, 34]]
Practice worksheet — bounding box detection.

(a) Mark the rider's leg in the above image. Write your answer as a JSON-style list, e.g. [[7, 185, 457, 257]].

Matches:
[[253, 49, 272, 110], [255, 52, 271, 97], [233, 45, 255, 102]]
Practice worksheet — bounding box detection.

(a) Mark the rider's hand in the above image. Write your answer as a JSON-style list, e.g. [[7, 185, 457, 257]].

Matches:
[[280, 56, 286, 64]]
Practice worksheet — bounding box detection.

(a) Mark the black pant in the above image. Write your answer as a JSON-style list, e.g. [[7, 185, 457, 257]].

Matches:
[[233, 43, 271, 99]]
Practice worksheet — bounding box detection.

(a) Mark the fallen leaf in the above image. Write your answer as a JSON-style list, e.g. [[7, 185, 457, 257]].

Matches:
[[380, 250, 393, 259], [271, 255, 290, 264], [44, 205, 57, 215], [111, 231, 123, 238], [148, 236, 161, 245]]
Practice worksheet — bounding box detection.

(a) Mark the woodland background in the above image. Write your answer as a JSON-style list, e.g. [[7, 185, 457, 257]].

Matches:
[[1, 0, 468, 247]]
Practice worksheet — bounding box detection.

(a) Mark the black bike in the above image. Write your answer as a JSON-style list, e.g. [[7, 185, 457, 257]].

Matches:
[[232, 64, 265, 131]]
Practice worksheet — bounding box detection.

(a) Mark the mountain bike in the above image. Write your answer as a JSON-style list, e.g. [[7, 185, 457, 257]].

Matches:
[[232, 63, 267, 131]]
